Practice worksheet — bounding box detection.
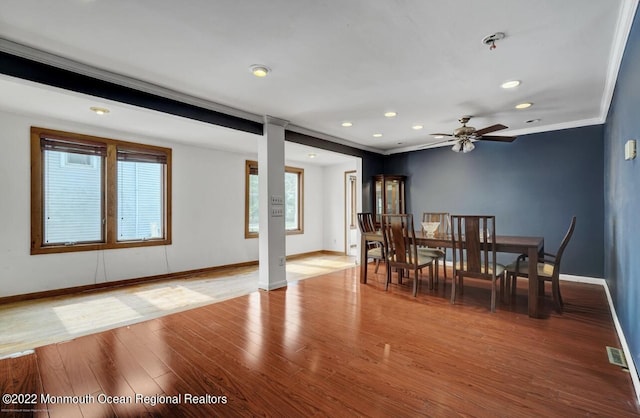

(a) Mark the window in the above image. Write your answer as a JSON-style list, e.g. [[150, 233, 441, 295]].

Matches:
[[245, 160, 303, 238], [31, 127, 171, 254]]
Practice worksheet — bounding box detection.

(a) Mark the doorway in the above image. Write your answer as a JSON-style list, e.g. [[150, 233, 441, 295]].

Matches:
[[344, 170, 358, 256]]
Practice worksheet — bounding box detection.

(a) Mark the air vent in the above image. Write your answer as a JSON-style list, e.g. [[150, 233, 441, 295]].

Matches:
[[606, 346, 628, 368]]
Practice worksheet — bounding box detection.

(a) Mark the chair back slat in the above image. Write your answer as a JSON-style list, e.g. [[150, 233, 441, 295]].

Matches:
[[451, 215, 496, 278], [554, 216, 577, 268], [421, 212, 451, 235], [464, 217, 482, 273], [382, 214, 417, 266], [357, 212, 376, 234]]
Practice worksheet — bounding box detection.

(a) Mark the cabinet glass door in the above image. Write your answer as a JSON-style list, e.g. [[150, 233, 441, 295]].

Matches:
[[372, 175, 406, 226], [375, 179, 383, 224], [386, 180, 400, 214]]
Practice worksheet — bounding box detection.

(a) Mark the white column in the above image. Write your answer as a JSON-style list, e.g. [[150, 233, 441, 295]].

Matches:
[[258, 116, 288, 290]]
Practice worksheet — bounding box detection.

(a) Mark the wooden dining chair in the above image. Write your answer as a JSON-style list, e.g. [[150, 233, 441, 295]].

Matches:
[[357, 212, 384, 274], [450, 215, 505, 312], [505, 216, 576, 313], [381, 214, 436, 297], [418, 212, 450, 286]]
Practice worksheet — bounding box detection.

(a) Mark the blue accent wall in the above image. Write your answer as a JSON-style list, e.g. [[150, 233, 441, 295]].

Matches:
[[384, 125, 604, 276], [604, 4, 640, 381]]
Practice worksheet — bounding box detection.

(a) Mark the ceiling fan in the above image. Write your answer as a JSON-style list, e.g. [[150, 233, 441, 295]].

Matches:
[[428, 116, 517, 153]]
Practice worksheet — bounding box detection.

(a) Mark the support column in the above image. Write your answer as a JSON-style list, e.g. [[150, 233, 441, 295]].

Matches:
[[258, 116, 288, 290]]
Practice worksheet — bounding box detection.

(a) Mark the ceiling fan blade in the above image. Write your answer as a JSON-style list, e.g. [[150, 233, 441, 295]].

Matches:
[[477, 135, 517, 142], [419, 138, 458, 149], [474, 124, 508, 136], [429, 133, 453, 137]]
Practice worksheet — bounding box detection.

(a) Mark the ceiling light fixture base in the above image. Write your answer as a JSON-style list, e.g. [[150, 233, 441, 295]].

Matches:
[[482, 32, 505, 50]]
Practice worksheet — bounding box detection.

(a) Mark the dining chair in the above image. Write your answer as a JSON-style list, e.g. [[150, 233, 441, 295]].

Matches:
[[450, 215, 505, 312], [381, 214, 436, 297], [357, 212, 384, 274], [504, 216, 576, 313], [418, 212, 450, 287]]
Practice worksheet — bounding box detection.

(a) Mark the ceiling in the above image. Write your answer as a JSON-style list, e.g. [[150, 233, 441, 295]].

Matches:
[[0, 0, 637, 160]]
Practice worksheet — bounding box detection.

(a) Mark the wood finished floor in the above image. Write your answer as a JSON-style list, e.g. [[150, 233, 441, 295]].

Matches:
[[0, 254, 356, 358], [1, 263, 639, 417]]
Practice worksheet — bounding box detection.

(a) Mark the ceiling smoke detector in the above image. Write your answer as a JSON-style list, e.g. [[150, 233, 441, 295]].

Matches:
[[482, 32, 506, 50]]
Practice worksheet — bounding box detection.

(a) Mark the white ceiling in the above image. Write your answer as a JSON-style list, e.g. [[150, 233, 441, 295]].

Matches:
[[0, 0, 637, 158]]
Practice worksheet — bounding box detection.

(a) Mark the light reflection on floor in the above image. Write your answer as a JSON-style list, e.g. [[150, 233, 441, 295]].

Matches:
[[0, 254, 355, 358]]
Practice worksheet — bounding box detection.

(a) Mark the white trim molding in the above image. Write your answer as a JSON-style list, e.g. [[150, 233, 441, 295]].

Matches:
[[561, 274, 640, 404]]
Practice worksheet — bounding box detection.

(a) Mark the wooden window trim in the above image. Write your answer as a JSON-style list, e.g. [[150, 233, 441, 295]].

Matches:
[[30, 127, 172, 254], [244, 160, 304, 239]]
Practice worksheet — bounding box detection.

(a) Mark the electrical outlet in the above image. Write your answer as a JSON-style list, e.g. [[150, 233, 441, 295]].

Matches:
[[279, 257, 285, 266]]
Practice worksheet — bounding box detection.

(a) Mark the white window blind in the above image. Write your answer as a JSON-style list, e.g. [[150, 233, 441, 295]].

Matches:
[[117, 147, 165, 241], [41, 137, 105, 244]]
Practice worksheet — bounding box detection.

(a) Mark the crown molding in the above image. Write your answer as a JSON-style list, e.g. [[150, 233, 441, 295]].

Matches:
[[600, 0, 640, 121]]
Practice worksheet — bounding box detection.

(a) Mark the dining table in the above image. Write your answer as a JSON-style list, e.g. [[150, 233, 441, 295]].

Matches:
[[360, 230, 545, 318]]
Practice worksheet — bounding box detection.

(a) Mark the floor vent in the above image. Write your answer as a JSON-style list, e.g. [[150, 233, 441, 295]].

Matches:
[[606, 346, 628, 368]]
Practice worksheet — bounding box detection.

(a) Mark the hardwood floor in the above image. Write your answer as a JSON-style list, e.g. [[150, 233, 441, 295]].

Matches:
[[1, 263, 639, 417], [0, 254, 356, 358]]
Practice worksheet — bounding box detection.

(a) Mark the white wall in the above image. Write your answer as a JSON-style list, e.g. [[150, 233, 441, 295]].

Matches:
[[0, 110, 331, 297]]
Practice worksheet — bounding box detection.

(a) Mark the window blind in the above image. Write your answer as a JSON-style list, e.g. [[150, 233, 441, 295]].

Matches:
[[117, 147, 167, 164], [41, 137, 107, 156]]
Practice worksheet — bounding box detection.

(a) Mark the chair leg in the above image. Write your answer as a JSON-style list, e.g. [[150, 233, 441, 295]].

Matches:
[[551, 278, 563, 313], [429, 263, 435, 290], [490, 277, 497, 313], [385, 262, 391, 291], [374, 259, 380, 273], [413, 269, 419, 297], [450, 273, 457, 304], [443, 250, 447, 280], [555, 277, 564, 307]]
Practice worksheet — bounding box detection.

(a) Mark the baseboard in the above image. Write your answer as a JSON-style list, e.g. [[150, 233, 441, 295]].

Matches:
[[559, 274, 640, 404], [0, 260, 261, 305], [601, 279, 640, 405], [0, 250, 349, 305], [559, 273, 606, 285]]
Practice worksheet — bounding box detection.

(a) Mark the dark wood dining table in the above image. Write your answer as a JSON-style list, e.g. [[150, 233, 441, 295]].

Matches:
[[360, 230, 545, 318]]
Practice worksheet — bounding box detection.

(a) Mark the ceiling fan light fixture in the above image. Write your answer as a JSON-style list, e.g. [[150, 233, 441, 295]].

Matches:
[[462, 139, 475, 153], [501, 80, 521, 89], [451, 141, 462, 152]]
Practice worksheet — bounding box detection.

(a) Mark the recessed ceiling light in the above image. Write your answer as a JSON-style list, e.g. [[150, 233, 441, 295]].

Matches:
[[384, 111, 397, 118], [90, 106, 109, 115], [525, 118, 541, 124], [501, 80, 521, 89], [249, 64, 270, 77], [308, 153, 316, 159], [373, 133, 383, 138], [341, 121, 353, 127], [412, 124, 423, 130], [433, 135, 444, 139], [515, 102, 533, 109]]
